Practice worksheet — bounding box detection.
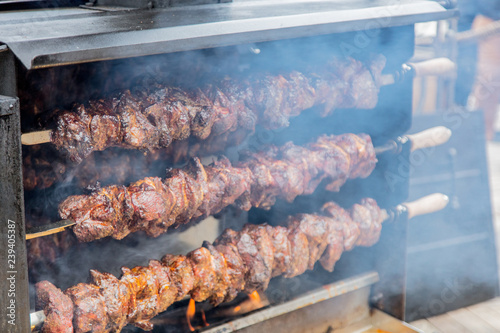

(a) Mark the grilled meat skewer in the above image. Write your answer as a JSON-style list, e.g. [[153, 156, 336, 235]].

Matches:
[[35, 198, 386, 333], [34, 194, 449, 333], [22, 55, 386, 163], [26, 126, 453, 241], [52, 133, 377, 242], [21, 56, 455, 165]]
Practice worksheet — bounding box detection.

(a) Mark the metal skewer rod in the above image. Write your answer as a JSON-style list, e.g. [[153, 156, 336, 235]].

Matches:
[[29, 192, 449, 329], [375, 126, 452, 155], [25, 219, 75, 240], [379, 57, 456, 86], [30, 311, 45, 330]]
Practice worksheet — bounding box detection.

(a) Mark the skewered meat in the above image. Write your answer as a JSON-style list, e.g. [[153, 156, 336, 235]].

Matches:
[[36, 281, 74, 333], [23, 128, 250, 192], [59, 133, 377, 242], [49, 55, 386, 163], [36, 198, 388, 333]]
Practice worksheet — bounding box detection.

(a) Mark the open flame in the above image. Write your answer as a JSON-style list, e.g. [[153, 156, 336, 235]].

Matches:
[[186, 298, 196, 332], [186, 298, 210, 331], [233, 291, 265, 314], [186, 291, 266, 330], [248, 290, 261, 303]]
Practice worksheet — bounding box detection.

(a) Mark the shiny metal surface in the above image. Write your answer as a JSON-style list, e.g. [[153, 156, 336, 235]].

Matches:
[[203, 271, 379, 333], [0, 93, 30, 333], [0, 0, 456, 69]]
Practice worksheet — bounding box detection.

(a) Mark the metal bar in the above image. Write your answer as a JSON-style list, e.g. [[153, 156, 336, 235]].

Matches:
[[25, 219, 75, 240], [203, 271, 379, 333], [0, 48, 16, 97], [371, 216, 409, 320], [0, 104, 30, 332], [30, 311, 46, 329], [374, 141, 399, 155], [0, 48, 30, 333], [370, 136, 411, 319], [0, 97, 28, 333]]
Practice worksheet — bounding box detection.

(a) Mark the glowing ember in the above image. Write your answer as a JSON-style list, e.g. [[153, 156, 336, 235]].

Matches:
[[186, 298, 196, 332]]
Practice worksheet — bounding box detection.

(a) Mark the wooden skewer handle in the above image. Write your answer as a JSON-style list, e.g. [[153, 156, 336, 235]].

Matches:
[[404, 193, 449, 220], [408, 57, 456, 78], [406, 126, 452, 152], [21, 130, 51, 145]]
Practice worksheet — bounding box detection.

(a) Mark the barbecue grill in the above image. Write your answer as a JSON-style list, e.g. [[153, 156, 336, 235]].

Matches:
[[0, 1, 463, 332]]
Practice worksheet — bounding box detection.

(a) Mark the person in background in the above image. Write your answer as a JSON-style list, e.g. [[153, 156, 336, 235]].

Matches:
[[455, 0, 500, 140]]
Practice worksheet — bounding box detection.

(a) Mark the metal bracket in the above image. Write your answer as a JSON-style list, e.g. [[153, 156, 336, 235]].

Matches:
[[0, 96, 18, 117], [386, 205, 409, 224]]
